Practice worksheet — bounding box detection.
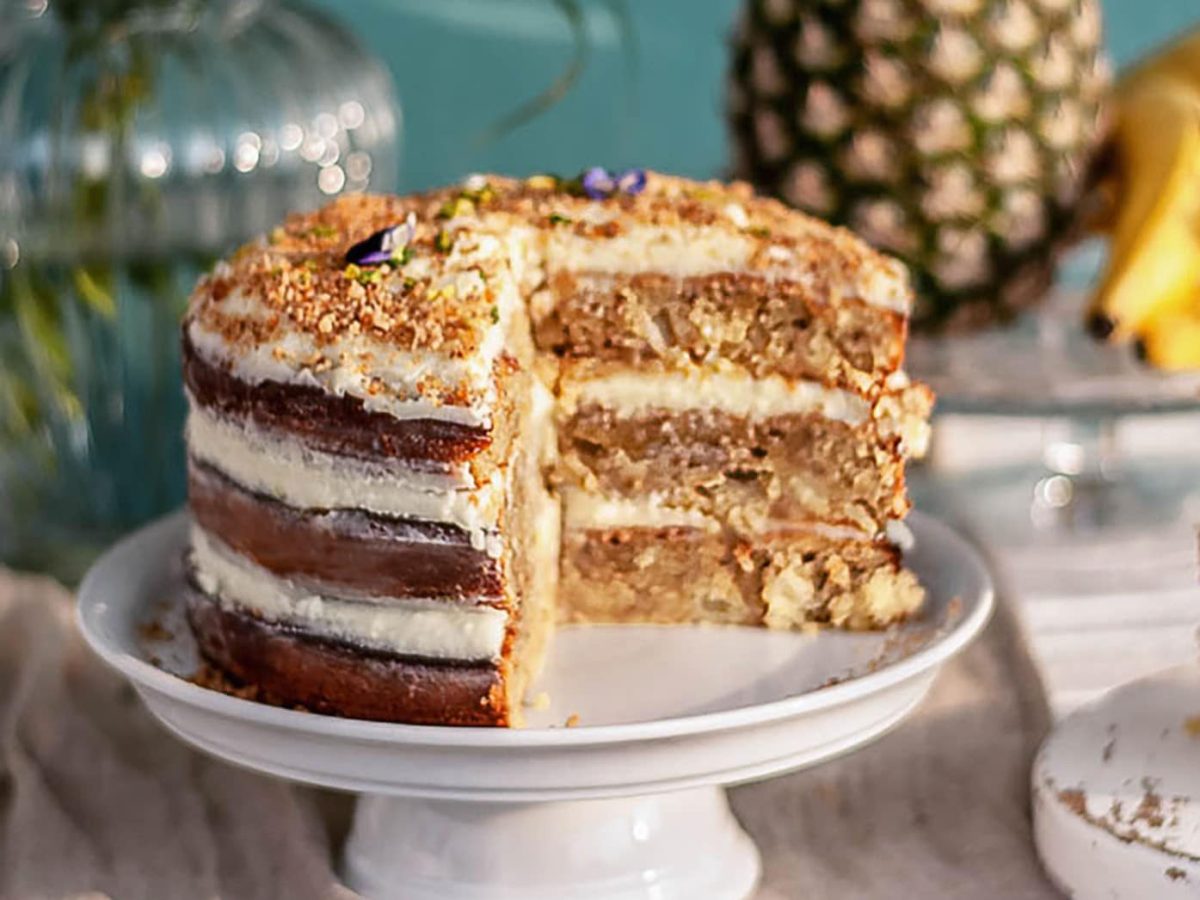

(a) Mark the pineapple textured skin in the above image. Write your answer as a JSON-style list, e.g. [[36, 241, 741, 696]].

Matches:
[[728, 0, 1109, 330]]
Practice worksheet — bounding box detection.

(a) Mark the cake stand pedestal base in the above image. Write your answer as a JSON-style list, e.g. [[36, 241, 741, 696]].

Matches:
[[344, 786, 759, 900], [77, 511, 993, 900]]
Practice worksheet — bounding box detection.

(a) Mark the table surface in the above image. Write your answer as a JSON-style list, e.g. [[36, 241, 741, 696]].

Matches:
[[5, 404, 1198, 895], [920, 413, 1200, 718]]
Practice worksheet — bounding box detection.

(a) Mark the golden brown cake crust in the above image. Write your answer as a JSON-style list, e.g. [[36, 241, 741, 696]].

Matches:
[[182, 332, 498, 467], [558, 526, 921, 631], [558, 404, 909, 533], [192, 193, 510, 364], [188, 462, 506, 603], [535, 270, 906, 390], [186, 589, 511, 726]]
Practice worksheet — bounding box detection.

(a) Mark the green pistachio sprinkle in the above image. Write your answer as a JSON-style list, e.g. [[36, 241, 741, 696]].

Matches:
[[393, 246, 415, 265], [547, 212, 572, 225], [344, 263, 381, 285], [490, 305, 500, 324], [438, 196, 476, 219], [434, 229, 455, 253], [747, 226, 771, 238], [461, 184, 495, 204], [559, 175, 586, 197], [308, 224, 339, 239]]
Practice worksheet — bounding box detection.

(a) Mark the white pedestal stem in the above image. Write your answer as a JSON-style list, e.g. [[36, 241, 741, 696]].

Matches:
[[342, 786, 761, 900]]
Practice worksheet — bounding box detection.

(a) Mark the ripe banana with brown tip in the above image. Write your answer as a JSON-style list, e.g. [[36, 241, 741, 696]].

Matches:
[[1087, 28, 1200, 369], [1135, 310, 1200, 371]]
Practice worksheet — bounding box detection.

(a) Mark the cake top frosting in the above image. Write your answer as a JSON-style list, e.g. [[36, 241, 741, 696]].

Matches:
[[186, 191, 523, 426], [185, 171, 912, 426]]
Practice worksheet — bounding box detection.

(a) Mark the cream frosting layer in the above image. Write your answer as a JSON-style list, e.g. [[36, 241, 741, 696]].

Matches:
[[190, 527, 508, 661], [544, 225, 911, 314], [559, 367, 871, 424], [546, 226, 754, 281], [561, 489, 721, 532], [188, 243, 523, 428], [561, 489, 916, 548], [186, 403, 501, 544]]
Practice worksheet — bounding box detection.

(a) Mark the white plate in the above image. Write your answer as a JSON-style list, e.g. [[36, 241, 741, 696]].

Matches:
[[78, 509, 993, 899]]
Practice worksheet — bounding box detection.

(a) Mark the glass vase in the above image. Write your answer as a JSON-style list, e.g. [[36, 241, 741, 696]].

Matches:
[[0, 0, 400, 581]]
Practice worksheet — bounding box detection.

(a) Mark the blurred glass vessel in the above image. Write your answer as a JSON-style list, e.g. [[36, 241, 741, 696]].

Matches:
[[0, 0, 400, 580]]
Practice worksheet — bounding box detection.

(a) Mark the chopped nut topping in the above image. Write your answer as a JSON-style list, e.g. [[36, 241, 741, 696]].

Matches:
[[186, 173, 910, 413]]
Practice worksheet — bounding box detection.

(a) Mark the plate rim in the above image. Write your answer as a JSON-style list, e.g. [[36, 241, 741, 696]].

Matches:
[[77, 509, 993, 748]]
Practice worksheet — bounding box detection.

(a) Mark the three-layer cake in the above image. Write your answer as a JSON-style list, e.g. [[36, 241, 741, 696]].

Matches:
[[183, 172, 932, 725]]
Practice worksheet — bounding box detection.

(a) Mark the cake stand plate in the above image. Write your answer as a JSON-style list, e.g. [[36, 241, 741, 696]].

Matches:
[[77, 511, 992, 900]]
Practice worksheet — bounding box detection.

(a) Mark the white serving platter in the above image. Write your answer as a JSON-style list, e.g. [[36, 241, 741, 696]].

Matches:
[[78, 510, 992, 900]]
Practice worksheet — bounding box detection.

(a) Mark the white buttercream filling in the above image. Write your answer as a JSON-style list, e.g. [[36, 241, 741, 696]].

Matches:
[[546, 226, 911, 314], [562, 489, 914, 549], [188, 321, 491, 427], [547, 226, 756, 280], [189, 249, 523, 427], [561, 489, 721, 532], [186, 405, 502, 543], [561, 368, 870, 424], [190, 527, 508, 661], [885, 518, 916, 551]]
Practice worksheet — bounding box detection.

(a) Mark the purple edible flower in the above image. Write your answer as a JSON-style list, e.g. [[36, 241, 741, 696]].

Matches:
[[345, 212, 416, 266], [580, 166, 616, 199], [579, 166, 646, 200], [616, 168, 646, 195]]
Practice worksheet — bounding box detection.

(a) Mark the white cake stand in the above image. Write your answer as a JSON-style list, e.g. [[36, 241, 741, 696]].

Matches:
[[77, 511, 992, 900]]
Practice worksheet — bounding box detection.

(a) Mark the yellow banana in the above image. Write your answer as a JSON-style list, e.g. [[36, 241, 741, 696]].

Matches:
[[1087, 76, 1200, 342], [1121, 28, 1200, 89], [1135, 309, 1200, 371]]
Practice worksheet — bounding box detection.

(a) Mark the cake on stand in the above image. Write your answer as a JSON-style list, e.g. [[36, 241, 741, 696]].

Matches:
[[78, 510, 992, 900]]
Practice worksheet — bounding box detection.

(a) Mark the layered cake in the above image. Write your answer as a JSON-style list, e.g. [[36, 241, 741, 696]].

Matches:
[[182, 171, 932, 726]]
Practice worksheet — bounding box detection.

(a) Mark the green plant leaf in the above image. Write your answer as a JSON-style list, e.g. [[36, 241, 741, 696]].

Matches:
[[72, 266, 117, 318]]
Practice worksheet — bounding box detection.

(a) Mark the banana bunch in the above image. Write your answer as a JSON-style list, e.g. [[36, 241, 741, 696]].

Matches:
[[1087, 29, 1200, 370]]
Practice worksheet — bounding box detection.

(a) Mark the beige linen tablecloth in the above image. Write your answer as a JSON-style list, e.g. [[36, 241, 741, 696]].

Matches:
[[0, 561, 1056, 899]]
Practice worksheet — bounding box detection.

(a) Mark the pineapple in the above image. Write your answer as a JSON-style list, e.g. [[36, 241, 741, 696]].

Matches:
[[728, 0, 1110, 330]]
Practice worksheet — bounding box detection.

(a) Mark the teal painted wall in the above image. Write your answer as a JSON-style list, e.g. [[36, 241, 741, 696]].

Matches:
[[314, 0, 1200, 191]]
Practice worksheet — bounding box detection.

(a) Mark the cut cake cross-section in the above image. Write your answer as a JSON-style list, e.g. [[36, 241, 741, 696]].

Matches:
[[181, 172, 933, 725]]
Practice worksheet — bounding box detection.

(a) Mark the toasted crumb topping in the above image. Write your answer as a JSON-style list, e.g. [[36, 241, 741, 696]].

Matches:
[[193, 194, 509, 361], [186, 172, 913, 411]]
